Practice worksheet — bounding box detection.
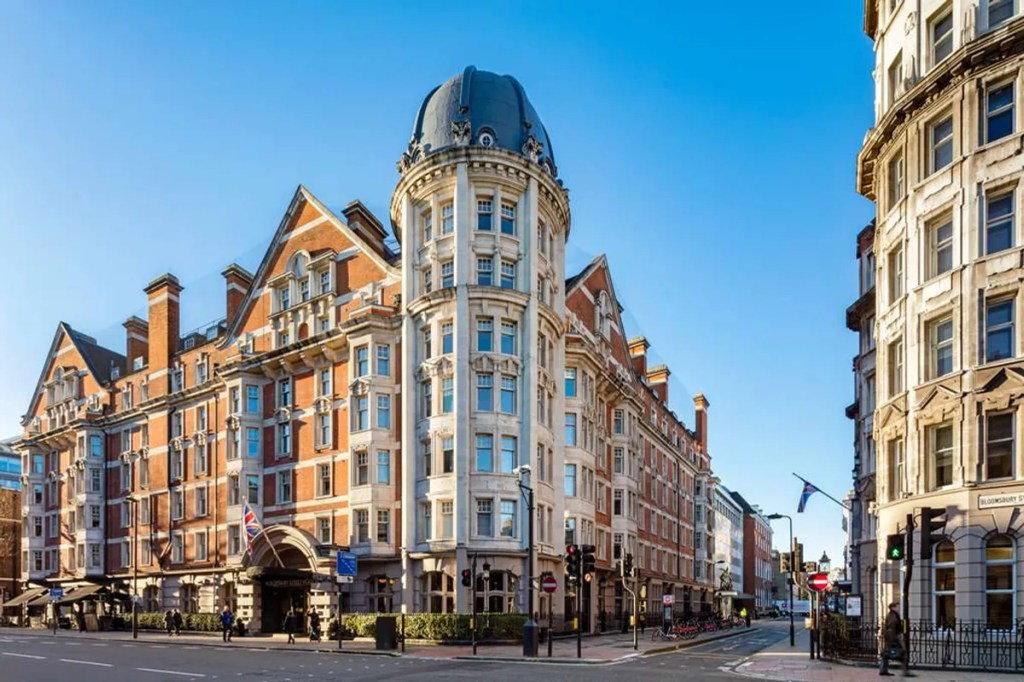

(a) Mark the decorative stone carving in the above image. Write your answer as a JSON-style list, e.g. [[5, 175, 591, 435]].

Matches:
[[451, 119, 472, 146], [226, 416, 240, 431], [522, 134, 544, 163], [314, 397, 332, 414], [275, 407, 292, 424], [904, 11, 916, 35]]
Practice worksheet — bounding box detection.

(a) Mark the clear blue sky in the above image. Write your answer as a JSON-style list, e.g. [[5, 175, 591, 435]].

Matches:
[[0, 1, 875, 568]]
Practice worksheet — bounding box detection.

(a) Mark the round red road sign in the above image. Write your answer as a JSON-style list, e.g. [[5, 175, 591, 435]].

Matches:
[[541, 574, 559, 594], [808, 572, 830, 592]]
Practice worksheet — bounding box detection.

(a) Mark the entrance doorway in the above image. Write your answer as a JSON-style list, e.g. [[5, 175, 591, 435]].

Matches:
[[261, 583, 308, 634]]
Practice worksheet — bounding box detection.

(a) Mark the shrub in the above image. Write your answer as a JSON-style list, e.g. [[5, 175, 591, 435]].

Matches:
[[134, 611, 220, 632], [339, 612, 526, 642]]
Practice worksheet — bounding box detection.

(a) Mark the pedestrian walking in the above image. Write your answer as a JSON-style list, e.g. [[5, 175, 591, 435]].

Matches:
[[164, 610, 174, 637], [639, 612, 646, 634], [740, 606, 750, 628], [220, 605, 234, 642], [284, 608, 296, 644], [308, 610, 321, 642], [879, 602, 903, 676], [173, 608, 183, 636]]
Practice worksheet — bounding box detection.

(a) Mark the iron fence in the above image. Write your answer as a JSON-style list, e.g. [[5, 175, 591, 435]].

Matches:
[[820, 617, 1024, 673]]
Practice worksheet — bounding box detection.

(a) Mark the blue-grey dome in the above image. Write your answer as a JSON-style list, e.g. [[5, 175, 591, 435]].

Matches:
[[398, 66, 558, 177]]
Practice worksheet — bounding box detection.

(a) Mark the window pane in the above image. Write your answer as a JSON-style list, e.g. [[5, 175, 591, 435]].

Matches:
[[987, 593, 1013, 630], [986, 535, 1014, 561]]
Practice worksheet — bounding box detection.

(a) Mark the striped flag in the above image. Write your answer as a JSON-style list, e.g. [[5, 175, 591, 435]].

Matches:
[[797, 481, 819, 513], [243, 500, 262, 551]]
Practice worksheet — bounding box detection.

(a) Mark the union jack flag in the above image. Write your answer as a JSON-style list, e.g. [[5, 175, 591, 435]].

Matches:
[[797, 481, 819, 513], [243, 500, 262, 551]]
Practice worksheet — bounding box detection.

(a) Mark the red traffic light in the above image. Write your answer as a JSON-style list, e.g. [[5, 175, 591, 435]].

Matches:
[[565, 544, 578, 557]]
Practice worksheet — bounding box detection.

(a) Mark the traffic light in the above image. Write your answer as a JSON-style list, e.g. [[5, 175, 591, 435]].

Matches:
[[779, 552, 791, 573], [623, 552, 634, 578], [886, 533, 905, 561], [920, 507, 948, 561], [793, 542, 804, 570], [581, 544, 596, 576], [565, 544, 580, 581], [461, 568, 472, 588]]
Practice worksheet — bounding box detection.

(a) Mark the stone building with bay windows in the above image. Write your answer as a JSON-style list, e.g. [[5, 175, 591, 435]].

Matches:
[[856, 1, 1024, 627], [14, 66, 715, 631]]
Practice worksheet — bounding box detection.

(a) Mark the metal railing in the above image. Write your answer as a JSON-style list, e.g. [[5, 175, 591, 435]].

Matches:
[[820, 617, 1024, 672]]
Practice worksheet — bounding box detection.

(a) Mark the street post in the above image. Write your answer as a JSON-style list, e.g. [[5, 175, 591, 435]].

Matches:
[[766, 513, 795, 647]]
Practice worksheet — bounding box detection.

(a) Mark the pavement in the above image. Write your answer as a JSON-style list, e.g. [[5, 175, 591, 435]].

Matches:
[[729, 627, 1010, 681]]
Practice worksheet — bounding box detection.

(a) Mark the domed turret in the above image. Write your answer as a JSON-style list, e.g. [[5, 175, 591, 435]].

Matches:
[[398, 66, 557, 177]]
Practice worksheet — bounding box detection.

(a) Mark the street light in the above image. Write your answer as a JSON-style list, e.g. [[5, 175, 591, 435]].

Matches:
[[126, 493, 139, 640], [515, 465, 538, 657], [766, 513, 795, 647]]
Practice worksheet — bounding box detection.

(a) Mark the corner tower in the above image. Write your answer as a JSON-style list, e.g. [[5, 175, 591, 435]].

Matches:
[[391, 66, 571, 614]]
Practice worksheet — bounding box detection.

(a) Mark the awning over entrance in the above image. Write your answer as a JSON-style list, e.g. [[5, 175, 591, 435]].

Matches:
[[56, 584, 104, 604], [1, 587, 47, 609]]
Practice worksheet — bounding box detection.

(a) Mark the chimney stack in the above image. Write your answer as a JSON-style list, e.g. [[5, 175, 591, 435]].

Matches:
[[694, 393, 710, 454], [143, 274, 182, 395], [123, 316, 149, 372], [627, 336, 649, 377], [222, 263, 253, 323], [646, 364, 670, 404]]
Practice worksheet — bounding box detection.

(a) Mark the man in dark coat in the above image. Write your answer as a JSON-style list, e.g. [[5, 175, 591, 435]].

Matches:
[[220, 606, 234, 642], [880, 602, 902, 676], [164, 610, 174, 636], [172, 608, 183, 636], [284, 608, 296, 644]]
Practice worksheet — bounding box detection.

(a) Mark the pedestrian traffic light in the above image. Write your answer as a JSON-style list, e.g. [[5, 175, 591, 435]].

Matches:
[[920, 507, 948, 561], [581, 544, 596, 576], [565, 544, 580, 581], [886, 533, 905, 561], [461, 568, 472, 587], [779, 552, 791, 573], [623, 552, 634, 578]]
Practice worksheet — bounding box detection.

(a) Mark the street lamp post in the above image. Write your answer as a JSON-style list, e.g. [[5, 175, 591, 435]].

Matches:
[[516, 466, 538, 657], [766, 513, 795, 647], [127, 493, 139, 639]]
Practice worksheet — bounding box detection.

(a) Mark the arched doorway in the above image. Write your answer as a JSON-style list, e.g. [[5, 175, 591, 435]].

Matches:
[[244, 525, 321, 634]]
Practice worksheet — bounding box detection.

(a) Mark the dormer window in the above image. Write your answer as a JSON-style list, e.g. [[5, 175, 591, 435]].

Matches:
[[478, 130, 495, 147]]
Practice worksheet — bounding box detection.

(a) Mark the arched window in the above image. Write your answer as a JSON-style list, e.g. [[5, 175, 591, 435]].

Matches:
[[475, 570, 517, 613], [421, 571, 454, 613], [985, 534, 1015, 630], [932, 539, 955, 628]]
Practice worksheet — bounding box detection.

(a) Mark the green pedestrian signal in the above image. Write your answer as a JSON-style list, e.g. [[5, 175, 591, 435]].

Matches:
[[886, 533, 905, 560]]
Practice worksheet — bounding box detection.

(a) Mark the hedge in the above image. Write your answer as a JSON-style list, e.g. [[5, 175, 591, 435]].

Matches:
[[135, 611, 221, 632], [340, 613, 526, 642]]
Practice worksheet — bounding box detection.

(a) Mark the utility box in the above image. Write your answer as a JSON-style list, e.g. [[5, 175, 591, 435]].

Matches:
[[374, 616, 397, 650]]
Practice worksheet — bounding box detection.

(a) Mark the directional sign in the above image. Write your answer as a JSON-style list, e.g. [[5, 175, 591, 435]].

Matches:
[[336, 551, 357, 577], [807, 572, 830, 592], [49, 588, 63, 601], [541, 574, 558, 594]]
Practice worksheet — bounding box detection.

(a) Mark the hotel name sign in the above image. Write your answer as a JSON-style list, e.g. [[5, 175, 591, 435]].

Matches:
[[978, 492, 1024, 510]]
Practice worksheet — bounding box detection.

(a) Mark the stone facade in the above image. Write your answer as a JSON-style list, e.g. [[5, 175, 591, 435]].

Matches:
[[857, 2, 1024, 625], [14, 68, 716, 632]]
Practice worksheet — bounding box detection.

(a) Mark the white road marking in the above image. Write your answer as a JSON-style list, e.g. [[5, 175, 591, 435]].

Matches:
[[66, 642, 82, 646], [3, 652, 45, 659], [91, 643, 108, 647], [60, 658, 113, 667], [137, 667, 207, 677]]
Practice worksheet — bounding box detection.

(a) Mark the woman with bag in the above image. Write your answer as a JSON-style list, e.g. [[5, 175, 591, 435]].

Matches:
[[880, 602, 903, 676]]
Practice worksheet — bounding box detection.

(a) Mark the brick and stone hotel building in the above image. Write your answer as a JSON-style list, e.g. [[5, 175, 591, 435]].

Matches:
[[14, 67, 716, 631]]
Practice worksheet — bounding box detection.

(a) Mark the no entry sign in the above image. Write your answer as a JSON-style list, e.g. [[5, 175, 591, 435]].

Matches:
[[541, 574, 559, 593], [807, 572, 830, 592]]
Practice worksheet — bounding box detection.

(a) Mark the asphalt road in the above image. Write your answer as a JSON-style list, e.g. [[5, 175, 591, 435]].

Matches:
[[0, 624, 790, 681]]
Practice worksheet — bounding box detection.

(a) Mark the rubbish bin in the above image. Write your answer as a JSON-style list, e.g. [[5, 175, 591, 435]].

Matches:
[[374, 616, 397, 651]]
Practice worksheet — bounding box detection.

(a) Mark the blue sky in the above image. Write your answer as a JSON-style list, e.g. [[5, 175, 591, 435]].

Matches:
[[0, 1, 875, 568]]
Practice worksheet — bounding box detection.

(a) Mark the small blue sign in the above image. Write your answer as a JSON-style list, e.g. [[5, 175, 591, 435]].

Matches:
[[336, 551, 357, 577], [49, 588, 63, 600]]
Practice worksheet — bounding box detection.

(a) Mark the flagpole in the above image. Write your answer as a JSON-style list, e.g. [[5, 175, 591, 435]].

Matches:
[[244, 503, 286, 568], [791, 472, 851, 510]]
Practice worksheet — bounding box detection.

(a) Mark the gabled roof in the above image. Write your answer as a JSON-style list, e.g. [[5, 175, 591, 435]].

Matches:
[[22, 322, 125, 425], [221, 185, 399, 345], [565, 253, 624, 313]]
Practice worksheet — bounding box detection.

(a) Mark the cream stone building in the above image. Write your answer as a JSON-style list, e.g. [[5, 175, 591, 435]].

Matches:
[[857, 1, 1024, 626]]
